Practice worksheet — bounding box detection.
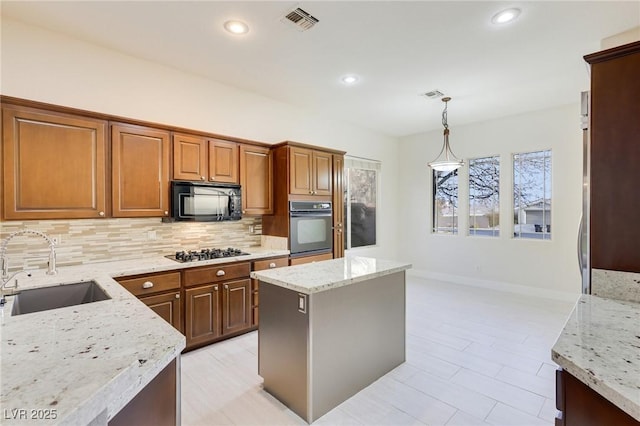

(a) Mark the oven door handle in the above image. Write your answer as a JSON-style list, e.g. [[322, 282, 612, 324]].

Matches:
[[290, 212, 332, 217]]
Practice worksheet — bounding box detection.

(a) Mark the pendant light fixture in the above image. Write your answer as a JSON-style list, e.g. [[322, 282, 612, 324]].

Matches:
[[428, 97, 464, 172]]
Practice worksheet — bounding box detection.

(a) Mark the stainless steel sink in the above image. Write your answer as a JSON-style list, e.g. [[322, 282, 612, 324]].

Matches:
[[10, 281, 111, 316]]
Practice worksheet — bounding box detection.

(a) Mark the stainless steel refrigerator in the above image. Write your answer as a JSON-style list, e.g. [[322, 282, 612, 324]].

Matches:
[[579, 91, 590, 294]]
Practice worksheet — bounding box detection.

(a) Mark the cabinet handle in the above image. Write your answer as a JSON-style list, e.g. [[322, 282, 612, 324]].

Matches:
[[142, 281, 154, 289], [175, 293, 180, 299], [224, 284, 229, 290], [269, 262, 276, 268], [99, 211, 105, 217], [216, 270, 225, 277]]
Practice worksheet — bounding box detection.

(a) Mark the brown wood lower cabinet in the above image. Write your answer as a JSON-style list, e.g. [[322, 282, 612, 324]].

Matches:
[[139, 291, 182, 334], [556, 368, 639, 426], [251, 256, 289, 326], [184, 284, 221, 349], [289, 252, 333, 266], [222, 278, 251, 335]]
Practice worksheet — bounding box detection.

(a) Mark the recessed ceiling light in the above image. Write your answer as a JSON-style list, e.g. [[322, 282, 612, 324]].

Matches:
[[224, 20, 249, 35], [491, 8, 521, 25], [341, 75, 359, 85]]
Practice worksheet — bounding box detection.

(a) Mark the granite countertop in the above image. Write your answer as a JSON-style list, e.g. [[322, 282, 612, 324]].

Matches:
[[251, 256, 412, 295], [551, 294, 640, 421], [0, 247, 288, 425]]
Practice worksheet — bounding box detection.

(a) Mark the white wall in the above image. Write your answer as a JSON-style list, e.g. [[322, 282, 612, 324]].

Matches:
[[398, 104, 583, 298], [0, 19, 400, 260]]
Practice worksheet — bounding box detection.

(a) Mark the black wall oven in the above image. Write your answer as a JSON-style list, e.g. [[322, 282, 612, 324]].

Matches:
[[289, 201, 333, 256]]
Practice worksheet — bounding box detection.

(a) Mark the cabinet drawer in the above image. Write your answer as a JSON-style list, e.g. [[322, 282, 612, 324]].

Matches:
[[183, 262, 250, 287], [118, 272, 181, 297], [253, 256, 288, 271]]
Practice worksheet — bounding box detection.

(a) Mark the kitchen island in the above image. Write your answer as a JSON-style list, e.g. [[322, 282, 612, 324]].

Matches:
[[251, 256, 411, 423], [552, 295, 640, 425]]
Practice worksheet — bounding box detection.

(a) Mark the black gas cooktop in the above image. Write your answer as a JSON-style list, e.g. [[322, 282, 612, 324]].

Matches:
[[166, 247, 250, 263]]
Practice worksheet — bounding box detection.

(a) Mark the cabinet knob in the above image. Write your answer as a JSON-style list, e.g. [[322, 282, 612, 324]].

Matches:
[[309, 191, 313, 195], [224, 284, 229, 290], [164, 211, 168, 215], [213, 285, 218, 291], [216, 270, 226, 277], [242, 210, 246, 214], [201, 176, 205, 180], [211, 176, 215, 180], [269, 262, 276, 268], [142, 281, 154, 289], [98, 211, 105, 217], [175, 293, 180, 299]]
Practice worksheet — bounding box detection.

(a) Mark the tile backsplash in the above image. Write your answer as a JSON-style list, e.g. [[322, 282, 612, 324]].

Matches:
[[0, 217, 262, 272]]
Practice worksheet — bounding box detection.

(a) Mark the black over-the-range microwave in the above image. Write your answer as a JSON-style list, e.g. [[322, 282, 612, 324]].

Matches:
[[171, 181, 242, 222]]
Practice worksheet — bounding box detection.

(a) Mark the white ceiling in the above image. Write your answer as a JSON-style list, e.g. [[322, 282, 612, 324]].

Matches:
[[2, 1, 639, 137]]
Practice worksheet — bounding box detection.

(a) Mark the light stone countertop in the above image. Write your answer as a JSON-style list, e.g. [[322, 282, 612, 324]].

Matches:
[[551, 294, 640, 421], [250, 256, 412, 295], [0, 247, 288, 425]]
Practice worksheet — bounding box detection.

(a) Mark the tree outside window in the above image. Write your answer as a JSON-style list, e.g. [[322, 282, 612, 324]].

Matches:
[[513, 150, 552, 240], [469, 156, 500, 237], [433, 169, 459, 234]]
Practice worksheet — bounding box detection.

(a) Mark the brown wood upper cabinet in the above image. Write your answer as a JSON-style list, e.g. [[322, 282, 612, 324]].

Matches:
[[173, 133, 239, 184], [585, 41, 640, 273], [112, 123, 170, 217], [1, 105, 108, 220], [289, 146, 332, 196], [240, 144, 273, 215]]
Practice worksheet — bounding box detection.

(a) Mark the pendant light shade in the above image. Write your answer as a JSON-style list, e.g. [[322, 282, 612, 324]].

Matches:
[[428, 97, 464, 172]]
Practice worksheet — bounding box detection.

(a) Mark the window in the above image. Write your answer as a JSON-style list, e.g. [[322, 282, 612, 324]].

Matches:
[[469, 156, 500, 237], [344, 157, 380, 249], [513, 150, 552, 240], [433, 169, 459, 234]]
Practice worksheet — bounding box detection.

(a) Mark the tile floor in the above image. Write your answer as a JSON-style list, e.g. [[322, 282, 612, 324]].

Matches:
[[181, 276, 577, 425]]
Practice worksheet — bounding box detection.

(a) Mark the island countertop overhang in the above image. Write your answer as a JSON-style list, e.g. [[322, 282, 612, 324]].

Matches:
[[250, 256, 412, 295]]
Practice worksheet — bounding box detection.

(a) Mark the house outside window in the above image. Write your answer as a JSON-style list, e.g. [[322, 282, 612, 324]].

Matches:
[[513, 150, 552, 240], [344, 157, 380, 249], [433, 169, 459, 234], [469, 156, 500, 237]]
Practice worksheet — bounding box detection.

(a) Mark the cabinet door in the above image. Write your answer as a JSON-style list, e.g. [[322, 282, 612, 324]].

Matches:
[[112, 123, 170, 217], [587, 45, 640, 273], [173, 133, 207, 181], [222, 278, 251, 335], [209, 139, 239, 183], [185, 284, 221, 348], [2, 105, 107, 220], [313, 150, 333, 196], [289, 146, 313, 195], [140, 291, 183, 334], [332, 154, 345, 258], [240, 144, 273, 215]]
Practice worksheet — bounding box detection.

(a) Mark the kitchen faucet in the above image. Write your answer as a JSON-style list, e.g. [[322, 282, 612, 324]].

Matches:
[[0, 229, 57, 280]]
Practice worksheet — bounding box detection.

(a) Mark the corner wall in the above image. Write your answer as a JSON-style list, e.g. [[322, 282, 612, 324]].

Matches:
[[398, 104, 583, 298], [0, 19, 400, 261]]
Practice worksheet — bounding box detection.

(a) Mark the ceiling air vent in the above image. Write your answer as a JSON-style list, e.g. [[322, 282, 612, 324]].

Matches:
[[282, 7, 319, 31], [421, 90, 445, 100]]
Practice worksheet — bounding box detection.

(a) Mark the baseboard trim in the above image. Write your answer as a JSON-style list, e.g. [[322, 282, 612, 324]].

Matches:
[[407, 269, 580, 302]]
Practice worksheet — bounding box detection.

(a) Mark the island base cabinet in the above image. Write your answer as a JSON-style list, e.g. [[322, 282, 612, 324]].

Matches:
[[259, 272, 406, 423], [556, 368, 639, 426], [109, 358, 178, 426]]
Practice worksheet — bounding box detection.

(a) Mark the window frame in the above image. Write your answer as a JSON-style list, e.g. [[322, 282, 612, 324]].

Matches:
[[344, 157, 381, 250]]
